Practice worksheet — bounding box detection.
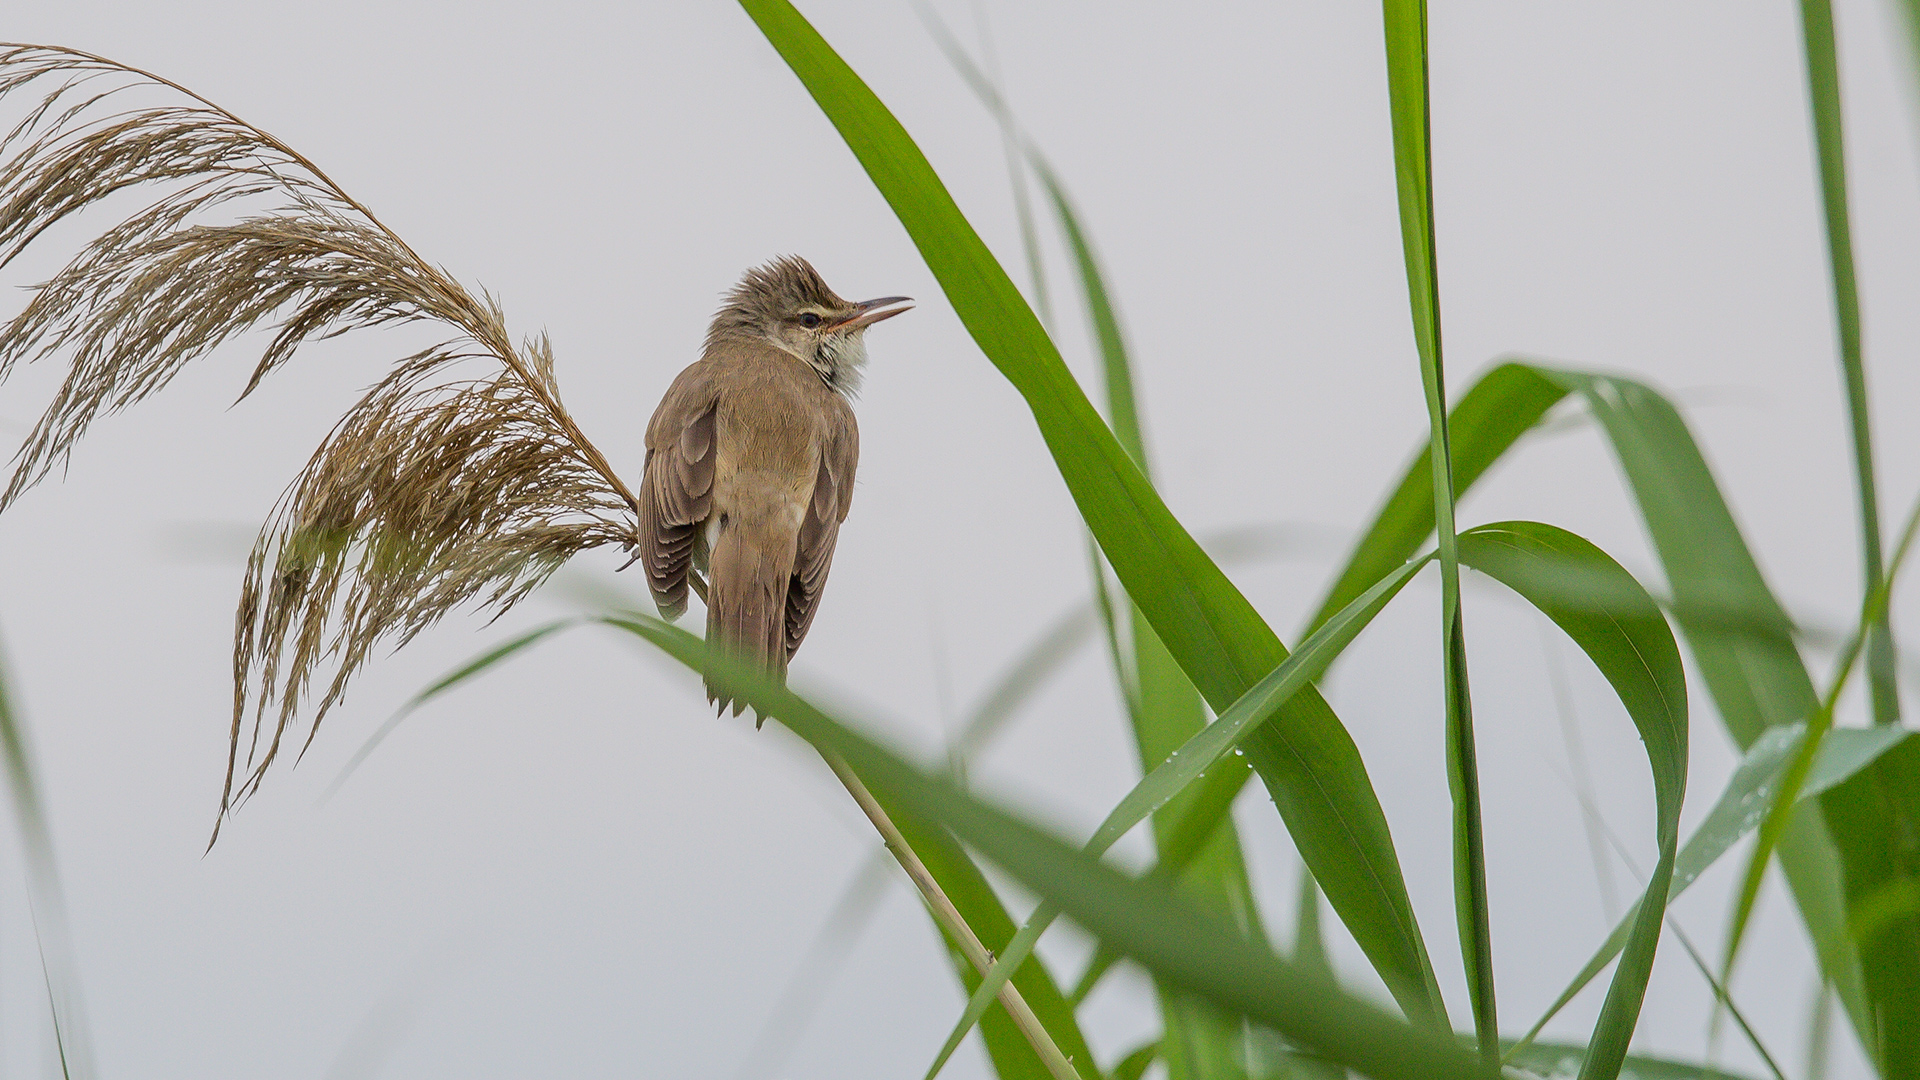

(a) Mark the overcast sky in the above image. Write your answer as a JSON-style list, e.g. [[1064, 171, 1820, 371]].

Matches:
[[2, 1, 1919, 1077]]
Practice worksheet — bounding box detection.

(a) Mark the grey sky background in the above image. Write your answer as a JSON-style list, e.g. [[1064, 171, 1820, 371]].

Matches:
[[1, 0, 1916, 1077]]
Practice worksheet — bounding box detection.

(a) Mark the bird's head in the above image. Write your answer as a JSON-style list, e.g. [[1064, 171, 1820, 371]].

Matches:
[[707, 256, 911, 397]]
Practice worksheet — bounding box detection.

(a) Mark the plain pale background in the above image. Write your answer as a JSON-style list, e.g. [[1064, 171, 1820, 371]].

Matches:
[[2, 0, 1919, 1077]]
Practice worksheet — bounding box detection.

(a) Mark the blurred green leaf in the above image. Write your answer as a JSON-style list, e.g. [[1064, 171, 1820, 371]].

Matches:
[[0, 632, 91, 1080], [1110, 1042, 1158, 1080], [601, 613, 1492, 1080], [1518, 724, 1911, 1046], [736, 0, 1443, 1027], [326, 618, 583, 799], [1817, 722, 1920, 1071]]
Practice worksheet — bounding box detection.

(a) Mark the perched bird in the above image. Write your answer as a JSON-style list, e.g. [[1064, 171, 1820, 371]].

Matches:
[[633, 257, 910, 714]]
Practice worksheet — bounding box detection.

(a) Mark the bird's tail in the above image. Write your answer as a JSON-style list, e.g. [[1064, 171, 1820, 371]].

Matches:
[[704, 507, 797, 719]]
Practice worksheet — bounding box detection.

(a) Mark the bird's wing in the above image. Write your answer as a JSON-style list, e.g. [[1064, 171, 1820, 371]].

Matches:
[[637, 362, 719, 620], [785, 407, 859, 659]]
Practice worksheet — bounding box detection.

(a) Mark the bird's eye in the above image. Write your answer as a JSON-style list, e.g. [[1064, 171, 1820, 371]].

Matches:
[[798, 312, 822, 328]]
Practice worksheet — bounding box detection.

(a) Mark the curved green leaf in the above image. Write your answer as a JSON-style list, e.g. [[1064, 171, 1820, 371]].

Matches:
[[734, 0, 1442, 1028], [1456, 523, 1686, 1079]]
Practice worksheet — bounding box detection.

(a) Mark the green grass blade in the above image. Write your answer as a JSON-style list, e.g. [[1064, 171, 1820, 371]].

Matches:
[[0, 632, 92, 1080], [1665, 927, 1789, 1080], [1515, 724, 1910, 1048], [324, 618, 583, 799], [924, 555, 1432, 1076], [1796, 0, 1898, 727], [736, 0, 1443, 1029], [601, 613, 1492, 1080], [1455, 523, 1686, 1079], [1379, 0, 1492, 1057]]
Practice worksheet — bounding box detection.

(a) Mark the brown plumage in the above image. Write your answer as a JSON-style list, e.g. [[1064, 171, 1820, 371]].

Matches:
[[636, 257, 909, 715]]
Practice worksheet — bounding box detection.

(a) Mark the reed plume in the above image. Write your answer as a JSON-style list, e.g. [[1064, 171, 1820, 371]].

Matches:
[[0, 45, 641, 836]]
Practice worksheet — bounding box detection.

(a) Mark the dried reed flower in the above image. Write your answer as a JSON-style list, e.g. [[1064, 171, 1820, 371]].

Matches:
[[0, 45, 642, 838]]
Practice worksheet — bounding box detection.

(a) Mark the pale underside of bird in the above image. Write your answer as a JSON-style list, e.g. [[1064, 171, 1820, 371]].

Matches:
[[632, 257, 910, 715]]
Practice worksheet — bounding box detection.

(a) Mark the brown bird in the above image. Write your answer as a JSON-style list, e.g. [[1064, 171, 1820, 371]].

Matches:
[[633, 257, 910, 714]]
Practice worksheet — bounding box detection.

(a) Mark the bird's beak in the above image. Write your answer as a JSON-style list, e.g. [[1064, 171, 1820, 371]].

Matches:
[[836, 296, 913, 329]]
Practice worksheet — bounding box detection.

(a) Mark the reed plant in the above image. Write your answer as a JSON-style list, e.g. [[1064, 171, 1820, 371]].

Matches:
[[1, 2, 1917, 1078]]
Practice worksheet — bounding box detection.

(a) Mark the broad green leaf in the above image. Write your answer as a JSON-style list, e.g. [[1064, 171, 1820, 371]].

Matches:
[[927, 556, 1433, 1074], [1456, 524, 1686, 1080], [735, 0, 1443, 1028], [1293, 358, 1881, 1051], [601, 613, 1492, 1080], [1824, 735, 1920, 1071], [1518, 724, 1911, 1046], [1795, 0, 1899, 727], [1379, 0, 1493, 1057]]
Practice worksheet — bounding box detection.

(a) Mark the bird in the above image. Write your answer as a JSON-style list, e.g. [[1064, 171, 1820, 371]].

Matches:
[[632, 256, 910, 716]]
